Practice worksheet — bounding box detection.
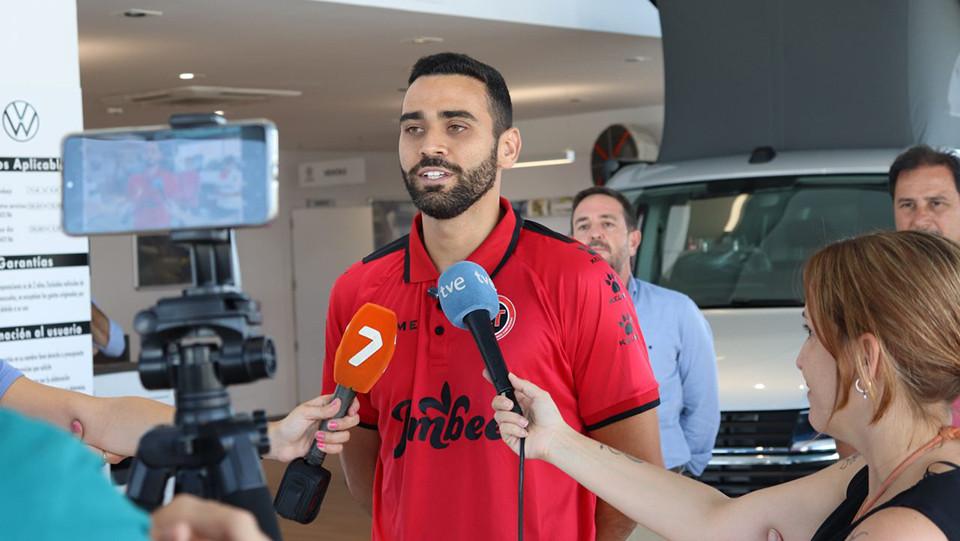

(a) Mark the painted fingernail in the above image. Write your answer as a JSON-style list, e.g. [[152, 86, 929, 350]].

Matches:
[[317, 441, 325, 449], [328, 421, 338, 430], [314, 431, 326, 441], [71, 420, 81, 433]]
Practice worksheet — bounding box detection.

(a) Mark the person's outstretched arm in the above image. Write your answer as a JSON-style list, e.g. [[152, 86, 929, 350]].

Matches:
[[1, 375, 173, 458], [493, 373, 859, 541], [3, 375, 358, 463]]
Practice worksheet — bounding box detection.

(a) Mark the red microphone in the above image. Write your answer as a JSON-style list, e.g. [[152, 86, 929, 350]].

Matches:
[[274, 302, 396, 523]]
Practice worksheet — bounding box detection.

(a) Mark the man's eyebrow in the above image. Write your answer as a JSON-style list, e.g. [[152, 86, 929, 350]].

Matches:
[[399, 111, 422, 123], [440, 110, 478, 121], [573, 213, 618, 224]]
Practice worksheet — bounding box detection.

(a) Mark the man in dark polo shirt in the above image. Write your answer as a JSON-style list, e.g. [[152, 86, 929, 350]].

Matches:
[[322, 53, 664, 541]]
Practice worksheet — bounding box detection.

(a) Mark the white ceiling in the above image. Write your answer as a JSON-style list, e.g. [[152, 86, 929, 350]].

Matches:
[[77, 0, 664, 152]]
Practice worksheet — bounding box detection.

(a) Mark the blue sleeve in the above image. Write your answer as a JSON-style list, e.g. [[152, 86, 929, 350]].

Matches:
[[677, 299, 720, 476], [0, 359, 23, 399], [100, 318, 127, 357], [92, 298, 126, 357]]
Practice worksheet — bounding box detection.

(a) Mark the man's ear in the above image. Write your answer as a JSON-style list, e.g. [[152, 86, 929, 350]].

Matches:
[[627, 229, 641, 258], [497, 127, 522, 169]]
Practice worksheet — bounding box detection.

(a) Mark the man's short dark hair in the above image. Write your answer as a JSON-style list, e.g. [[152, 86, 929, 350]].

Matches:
[[408, 53, 513, 138], [888, 145, 960, 197], [571, 186, 638, 231]]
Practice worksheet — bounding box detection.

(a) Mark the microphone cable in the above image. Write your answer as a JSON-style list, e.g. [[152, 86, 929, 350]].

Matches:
[[518, 437, 525, 541]]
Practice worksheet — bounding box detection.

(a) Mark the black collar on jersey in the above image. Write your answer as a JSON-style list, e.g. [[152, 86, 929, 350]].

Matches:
[[403, 197, 524, 284]]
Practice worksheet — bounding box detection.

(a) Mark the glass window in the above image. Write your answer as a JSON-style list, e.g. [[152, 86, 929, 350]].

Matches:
[[623, 175, 893, 308]]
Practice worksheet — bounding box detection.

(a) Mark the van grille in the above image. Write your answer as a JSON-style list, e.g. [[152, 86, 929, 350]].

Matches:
[[702, 409, 837, 496], [714, 409, 798, 449]]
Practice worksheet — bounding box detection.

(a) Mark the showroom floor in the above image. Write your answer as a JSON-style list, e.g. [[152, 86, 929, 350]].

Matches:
[[263, 458, 663, 540]]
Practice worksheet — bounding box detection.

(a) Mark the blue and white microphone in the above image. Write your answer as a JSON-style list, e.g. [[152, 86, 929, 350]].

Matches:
[[437, 261, 522, 415]]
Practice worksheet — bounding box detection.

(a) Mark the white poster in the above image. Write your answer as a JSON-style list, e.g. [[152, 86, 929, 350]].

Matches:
[[0, 2, 91, 393]]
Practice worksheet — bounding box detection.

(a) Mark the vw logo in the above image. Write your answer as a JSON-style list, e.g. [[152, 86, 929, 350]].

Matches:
[[3, 100, 40, 142]]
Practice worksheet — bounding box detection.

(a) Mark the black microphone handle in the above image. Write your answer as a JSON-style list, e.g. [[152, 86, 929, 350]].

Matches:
[[463, 310, 523, 415], [304, 384, 356, 466]]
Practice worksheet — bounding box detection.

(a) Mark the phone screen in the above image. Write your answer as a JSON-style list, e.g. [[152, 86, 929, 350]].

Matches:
[[62, 122, 278, 235]]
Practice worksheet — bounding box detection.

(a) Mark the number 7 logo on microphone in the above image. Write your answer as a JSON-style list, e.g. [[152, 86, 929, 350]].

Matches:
[[334, 303, 398, 393], [350, 326, 383, 366]]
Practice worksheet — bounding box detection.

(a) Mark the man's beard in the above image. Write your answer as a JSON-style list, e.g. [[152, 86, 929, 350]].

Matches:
[[402, 146, 498, 220], [588, 239, 626, 273]]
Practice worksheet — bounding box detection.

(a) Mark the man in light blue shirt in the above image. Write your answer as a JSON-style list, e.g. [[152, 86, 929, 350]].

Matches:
[[571, 186, 719, 476]]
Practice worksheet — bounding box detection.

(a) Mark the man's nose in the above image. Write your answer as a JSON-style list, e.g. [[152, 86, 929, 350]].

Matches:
[[913, 205, 936, 227], [420, 132, 448, 157]]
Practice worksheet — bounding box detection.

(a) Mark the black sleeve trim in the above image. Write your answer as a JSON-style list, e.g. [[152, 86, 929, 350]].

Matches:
[[358, 421, 379, 430], [522, 219, 575, 243], [362, 235, 408, 264], [584, 398, 660, 432]]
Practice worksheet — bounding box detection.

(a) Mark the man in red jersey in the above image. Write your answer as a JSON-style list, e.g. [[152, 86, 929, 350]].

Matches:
[[322, 53, 663, 541]]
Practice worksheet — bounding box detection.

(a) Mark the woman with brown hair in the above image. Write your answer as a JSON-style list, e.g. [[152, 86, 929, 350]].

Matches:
[[492, 230, 960, 540]]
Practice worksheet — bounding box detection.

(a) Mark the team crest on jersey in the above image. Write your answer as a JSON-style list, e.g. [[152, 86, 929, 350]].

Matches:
[[492, 295, 516, 340]]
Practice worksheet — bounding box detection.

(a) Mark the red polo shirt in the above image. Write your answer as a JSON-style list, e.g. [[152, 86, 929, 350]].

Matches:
[[322, 198, 659, 540]]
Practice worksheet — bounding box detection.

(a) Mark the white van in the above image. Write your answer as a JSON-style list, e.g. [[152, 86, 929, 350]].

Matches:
[[621, 0, 960, 495], [609, 148, 897, 495]]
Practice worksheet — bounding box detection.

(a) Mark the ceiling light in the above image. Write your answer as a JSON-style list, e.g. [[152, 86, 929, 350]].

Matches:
[[214, 110, 224, 116], [754, 383, 766, 390], [179, 73, 195, 80], [512, 149, 575, 169], [404, 36, 444, 45]]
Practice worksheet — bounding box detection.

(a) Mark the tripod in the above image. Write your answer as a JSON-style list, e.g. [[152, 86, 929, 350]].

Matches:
[[125, 228, 282, 541]]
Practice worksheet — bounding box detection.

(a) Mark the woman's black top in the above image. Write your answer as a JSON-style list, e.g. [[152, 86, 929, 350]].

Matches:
[[811, 462, 960, 540]]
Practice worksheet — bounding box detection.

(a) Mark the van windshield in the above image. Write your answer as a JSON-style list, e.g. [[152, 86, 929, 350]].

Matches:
[[622, 175, 893, 308]]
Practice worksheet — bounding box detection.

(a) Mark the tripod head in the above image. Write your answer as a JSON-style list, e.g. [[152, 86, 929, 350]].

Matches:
[[135, 228, 276, 425]]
